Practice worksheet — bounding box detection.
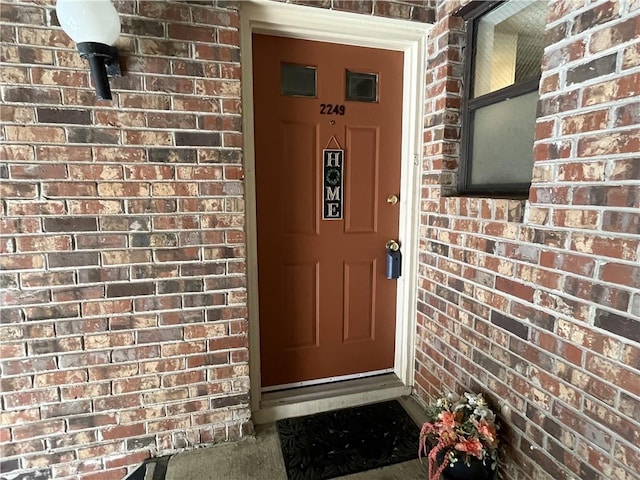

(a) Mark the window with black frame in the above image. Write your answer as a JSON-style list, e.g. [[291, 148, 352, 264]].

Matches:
[[458, 0, 547, 196]]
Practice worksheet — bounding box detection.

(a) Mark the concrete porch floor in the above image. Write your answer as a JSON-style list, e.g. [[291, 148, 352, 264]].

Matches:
[[157, 397, 428, 480]]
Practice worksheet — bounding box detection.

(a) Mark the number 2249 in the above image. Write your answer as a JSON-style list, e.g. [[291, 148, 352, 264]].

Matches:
[[320, 104, 345, 115]]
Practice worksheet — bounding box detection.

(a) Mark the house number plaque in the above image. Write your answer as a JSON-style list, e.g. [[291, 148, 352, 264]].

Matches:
[[322, 148, 344, 220]]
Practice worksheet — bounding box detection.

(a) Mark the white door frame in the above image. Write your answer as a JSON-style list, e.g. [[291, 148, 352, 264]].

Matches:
[[240, 0, 431, 417]]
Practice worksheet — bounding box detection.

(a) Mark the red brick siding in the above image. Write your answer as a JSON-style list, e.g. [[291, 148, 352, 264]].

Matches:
[[0, 1, 249, 478], [2, 0, 639, 479], [283, 0, 436, 22], [416, 1, 639, 480]]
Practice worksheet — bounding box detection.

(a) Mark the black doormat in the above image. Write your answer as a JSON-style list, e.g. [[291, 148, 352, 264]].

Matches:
[[276, 400, 420, 480]]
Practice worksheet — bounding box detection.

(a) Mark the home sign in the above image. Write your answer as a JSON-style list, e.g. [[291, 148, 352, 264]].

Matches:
[[322, 148, 344, 220]]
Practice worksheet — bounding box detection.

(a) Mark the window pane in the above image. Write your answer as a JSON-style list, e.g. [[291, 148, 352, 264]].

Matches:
[[346, 71, 378, 102], [281, 64, 316, 97], [473, 0, 547, 97], [469, 90, 538, 187]]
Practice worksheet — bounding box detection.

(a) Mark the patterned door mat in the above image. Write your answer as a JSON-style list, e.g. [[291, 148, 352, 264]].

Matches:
[[276, 400, 420, 480]]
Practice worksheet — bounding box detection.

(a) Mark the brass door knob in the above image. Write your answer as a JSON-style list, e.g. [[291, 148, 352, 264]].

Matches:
[[387, 194, 399, 205], [386, 240, 400, 251]]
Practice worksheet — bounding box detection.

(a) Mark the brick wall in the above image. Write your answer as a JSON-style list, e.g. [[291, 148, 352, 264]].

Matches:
[[0, 1, 250, 478], [283, 0, 436, 22], [2, 0, 639, 479], [415, 1, 639, 480]]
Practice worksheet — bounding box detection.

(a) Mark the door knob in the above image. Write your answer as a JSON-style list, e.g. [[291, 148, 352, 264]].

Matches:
[[387, 194, 399, 205], [386, 240, 401, 279]]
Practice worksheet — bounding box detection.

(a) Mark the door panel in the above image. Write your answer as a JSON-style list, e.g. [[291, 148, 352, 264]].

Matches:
[[282, 262, 319, 349], [280, 122, 319, 235], [253, 34, 403, 388], [345, 126, 379, 233], [343, 260, 376, 343]]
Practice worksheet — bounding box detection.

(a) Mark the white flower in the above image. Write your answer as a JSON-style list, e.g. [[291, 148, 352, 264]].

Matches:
[[464, 392, 478, 405], [447, 392, 461, 403], [474, 406, 495, 421]]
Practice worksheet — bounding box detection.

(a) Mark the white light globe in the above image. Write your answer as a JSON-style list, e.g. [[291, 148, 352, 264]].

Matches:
[[56, 0, 121, 46]]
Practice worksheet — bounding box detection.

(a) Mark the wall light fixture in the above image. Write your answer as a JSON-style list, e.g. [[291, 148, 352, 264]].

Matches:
[[56, 0, 122, 100]]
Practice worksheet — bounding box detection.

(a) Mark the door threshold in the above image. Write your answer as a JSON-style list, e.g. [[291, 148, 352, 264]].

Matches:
[[253, 373, 411, 424], [261, 368, 394, 393]]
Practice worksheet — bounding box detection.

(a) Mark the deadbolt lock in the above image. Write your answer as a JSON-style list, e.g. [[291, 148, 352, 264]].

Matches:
[[387, 194, 399, 205]]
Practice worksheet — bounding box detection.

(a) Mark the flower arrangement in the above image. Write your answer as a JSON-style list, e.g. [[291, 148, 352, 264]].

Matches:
[[418, 392, 499, 480]]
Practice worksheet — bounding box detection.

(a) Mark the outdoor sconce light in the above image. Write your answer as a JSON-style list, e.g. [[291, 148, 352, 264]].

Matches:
[[56, 0, 122, 100]]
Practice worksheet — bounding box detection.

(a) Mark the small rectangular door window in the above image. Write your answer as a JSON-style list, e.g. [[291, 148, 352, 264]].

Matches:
[[281, 63, 317, 97], [346, 71, 378, 102]]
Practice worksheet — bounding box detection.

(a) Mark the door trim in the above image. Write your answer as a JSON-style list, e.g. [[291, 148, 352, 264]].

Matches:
[[240, 0, 431, 417]]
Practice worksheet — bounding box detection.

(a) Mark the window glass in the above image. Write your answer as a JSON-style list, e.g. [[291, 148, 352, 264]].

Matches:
[[473, 0, 547, 97], [281, 64, 317, 97], [469, 90, 538, 187], [346, 71, 378, 102]]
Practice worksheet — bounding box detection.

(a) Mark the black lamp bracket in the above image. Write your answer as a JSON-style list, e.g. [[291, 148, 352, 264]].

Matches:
[[77, 42, 121, 77], [77, 41, 121, 100]]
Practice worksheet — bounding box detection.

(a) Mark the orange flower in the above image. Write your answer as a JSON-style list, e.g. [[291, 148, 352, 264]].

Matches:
[[439, 430, 459, 446], [454, 437, 484, 459], [476, 419, 497, 446], [439, 411, 457, 429]]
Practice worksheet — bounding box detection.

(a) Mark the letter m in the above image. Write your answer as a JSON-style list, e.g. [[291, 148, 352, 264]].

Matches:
[[326, 186, 340, 201]]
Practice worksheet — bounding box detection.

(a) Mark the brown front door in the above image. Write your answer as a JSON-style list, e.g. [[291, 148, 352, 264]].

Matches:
[[253, 34, 403, 388]]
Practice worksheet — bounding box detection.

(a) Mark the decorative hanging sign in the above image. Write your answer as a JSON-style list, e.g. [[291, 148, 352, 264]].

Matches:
[[322, 137, 344, 220]]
